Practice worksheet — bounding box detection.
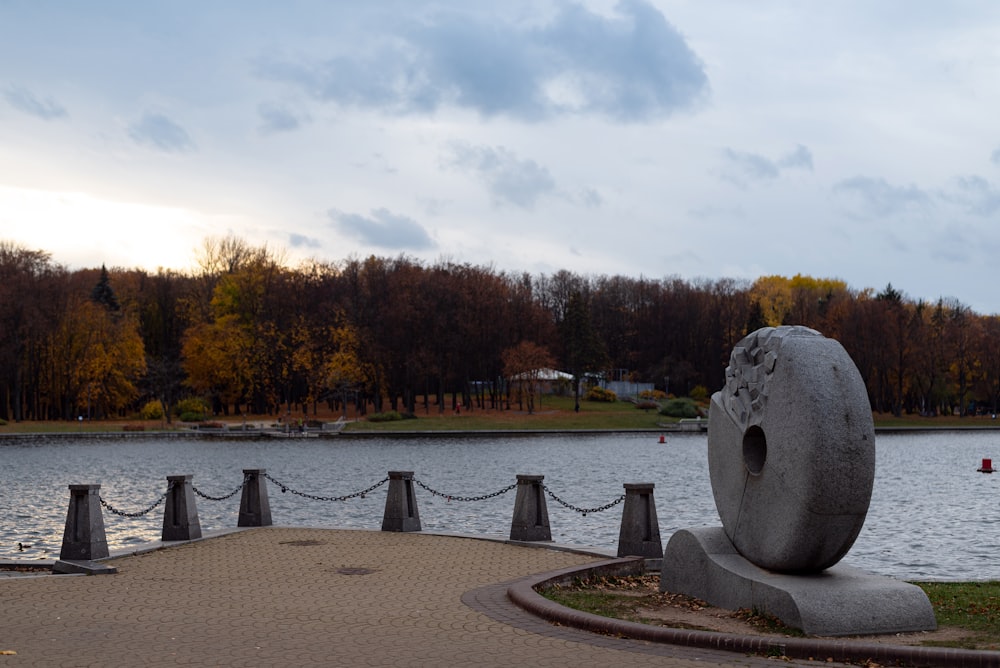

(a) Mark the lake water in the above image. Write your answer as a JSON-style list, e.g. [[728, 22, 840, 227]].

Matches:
[[2, 430, 998, 581]]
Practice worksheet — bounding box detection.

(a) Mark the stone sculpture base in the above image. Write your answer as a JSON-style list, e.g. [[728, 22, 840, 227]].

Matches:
[[660, 528, 936, 637]]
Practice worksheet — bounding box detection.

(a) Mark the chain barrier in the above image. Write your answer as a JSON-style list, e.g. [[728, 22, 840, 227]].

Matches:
[[262, 473, 389, 501], [93, 473, 627, 521], [99, 483, 172, 518], [413, 479, 518, 502], [542, 484, 626, 516], [192, 477, 246, 502]]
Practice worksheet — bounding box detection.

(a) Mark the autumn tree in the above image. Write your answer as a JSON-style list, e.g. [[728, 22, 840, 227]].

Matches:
[[750, 275, 794, 327], [975, 315, 1000, 414], [943, 299, 976, 415], [874, 283, 912, 416], [47, 293, 146, 419], [181, 241, 292, 415], [502, 341, 555, 414], [0, 242, 64, 420]]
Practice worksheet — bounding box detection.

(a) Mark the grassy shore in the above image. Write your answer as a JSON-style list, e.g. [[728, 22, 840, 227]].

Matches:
[[1, 395, 998, 434], [544, 576, 1000, 651]]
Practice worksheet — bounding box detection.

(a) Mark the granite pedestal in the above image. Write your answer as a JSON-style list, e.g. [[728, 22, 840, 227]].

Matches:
[[661, 527, 936, 637]]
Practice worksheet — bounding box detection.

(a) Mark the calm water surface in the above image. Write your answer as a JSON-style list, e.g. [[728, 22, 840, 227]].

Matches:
[[2, 430, 998, 581]]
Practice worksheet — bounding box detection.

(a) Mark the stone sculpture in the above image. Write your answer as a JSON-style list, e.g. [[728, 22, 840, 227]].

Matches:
[[709, 325, 874, 573], [660, 326, 937, 636]]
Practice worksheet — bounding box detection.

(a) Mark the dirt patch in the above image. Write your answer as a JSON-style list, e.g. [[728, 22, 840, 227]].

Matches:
[[548, 574, 988, 650]]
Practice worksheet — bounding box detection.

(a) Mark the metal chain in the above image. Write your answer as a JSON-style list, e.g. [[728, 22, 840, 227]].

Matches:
[[541, 485, 626, 516], [413, 479, 518, 502], [192, 478, 246, 502], [262, 473, 388, 501], [99, 489, 170, 518]]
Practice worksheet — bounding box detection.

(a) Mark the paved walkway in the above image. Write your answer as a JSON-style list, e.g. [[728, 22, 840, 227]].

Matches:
[[0, 527, 842, 667]]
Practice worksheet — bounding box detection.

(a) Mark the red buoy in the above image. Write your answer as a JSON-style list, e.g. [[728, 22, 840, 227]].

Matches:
[[658, 434, 665, 444], [978, 458, 995, 473]]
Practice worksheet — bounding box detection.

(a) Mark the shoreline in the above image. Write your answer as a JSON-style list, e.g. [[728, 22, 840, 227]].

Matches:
[[2, 423, 1000, 442]]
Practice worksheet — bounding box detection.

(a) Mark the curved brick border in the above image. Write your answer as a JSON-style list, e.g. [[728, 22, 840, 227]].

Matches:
[[505, 557, 1000, 668]]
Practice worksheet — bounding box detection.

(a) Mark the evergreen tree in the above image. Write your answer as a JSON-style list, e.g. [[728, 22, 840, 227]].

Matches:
[[91, 264, 120, 311], [559, 291, 609, 412]]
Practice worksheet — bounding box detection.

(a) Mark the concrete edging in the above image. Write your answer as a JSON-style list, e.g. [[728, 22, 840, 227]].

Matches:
[[507, 558, 1000, 668]]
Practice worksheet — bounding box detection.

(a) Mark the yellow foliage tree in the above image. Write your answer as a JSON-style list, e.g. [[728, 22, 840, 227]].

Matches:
[[322, 323, 374, 418], [181, 315, 253, 413], [49, 298, 146, 419], [752, 274, 849, 328], [750, 275, 793, 327]]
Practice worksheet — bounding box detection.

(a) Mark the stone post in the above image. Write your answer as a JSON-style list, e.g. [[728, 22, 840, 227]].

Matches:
[[381, 470, 421, 532], [509, 474, 551, 541], [60, 484, 109, 560], [238, 469, 272, 527], [162, 474, 202, 541], [617, 482, 663, 558]]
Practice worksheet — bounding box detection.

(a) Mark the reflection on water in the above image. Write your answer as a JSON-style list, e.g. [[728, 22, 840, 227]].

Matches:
[[2, 430, 998, 581]]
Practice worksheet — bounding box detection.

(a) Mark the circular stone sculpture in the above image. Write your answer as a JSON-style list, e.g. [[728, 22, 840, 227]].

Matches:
[[707, 326, 875, 573]]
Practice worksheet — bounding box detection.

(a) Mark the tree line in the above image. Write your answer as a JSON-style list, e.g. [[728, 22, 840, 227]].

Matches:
[[0, 236, 995, 423]]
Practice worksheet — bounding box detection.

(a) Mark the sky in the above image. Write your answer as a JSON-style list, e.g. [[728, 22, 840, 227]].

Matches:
[[2, 1, 1000, 314]]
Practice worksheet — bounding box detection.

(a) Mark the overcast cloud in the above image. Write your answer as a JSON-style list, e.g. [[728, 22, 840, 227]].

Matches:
[[329, 208, 436, 250], [254, 1, 707, 121], [2, 1, 1000, 313], [4, 85, 68, 120], [128, 113, 196, 153]]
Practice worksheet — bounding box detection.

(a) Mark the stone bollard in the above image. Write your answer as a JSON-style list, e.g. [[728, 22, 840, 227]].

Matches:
[[238, 469, 272, 527], [617, 482, 663, 558], [162, 475, 202, 541], [60, 484, 109, 560], [381, 470, 421, 532], [509, 474, 551, 542]]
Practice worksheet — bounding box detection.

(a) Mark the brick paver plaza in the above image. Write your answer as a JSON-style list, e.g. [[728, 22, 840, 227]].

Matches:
[[0, 527, 834, 667]]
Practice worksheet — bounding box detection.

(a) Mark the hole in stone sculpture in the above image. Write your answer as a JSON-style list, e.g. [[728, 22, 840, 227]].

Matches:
[[743, 425, 767, 475]]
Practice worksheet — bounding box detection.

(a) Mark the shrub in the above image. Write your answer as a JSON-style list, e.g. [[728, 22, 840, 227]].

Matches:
[[0, 418, 6, 426], [585, 386, 617, 403], [367, 411, 404, 422], [659, 397, 699, 419], [175, 397, 209, 421], [639, 389, 667, 401], [139, 400, 164, 420], [635, 400, 660, 411], [689, 385, 709, 401]]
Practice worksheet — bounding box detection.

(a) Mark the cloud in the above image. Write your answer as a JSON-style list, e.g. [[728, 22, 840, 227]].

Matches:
[[944, 175, 1000, 216], [257, 102, 307, 134], [447, 143, 556, 208], [720, 144, 813, 186], [777, 144, 814, 170], [128, 112, 195, 152], [833, 176, 930, 217], [329, 207, 435, 250], [578, 187, 602, 208], [723, 149, 780, 182], [254, 0, 707, 122], [3, 85, 67, 120], [992, 148, 1000, 166], [289, 233, 321, 249]]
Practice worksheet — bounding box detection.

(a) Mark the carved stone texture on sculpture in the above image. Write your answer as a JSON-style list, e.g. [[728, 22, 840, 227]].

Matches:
[[708, 325, 876, 573]]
